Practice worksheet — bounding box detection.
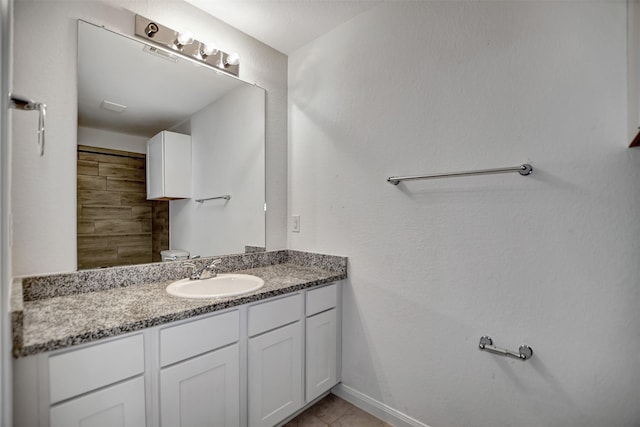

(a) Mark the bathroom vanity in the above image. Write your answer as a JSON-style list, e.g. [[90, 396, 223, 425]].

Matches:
[[11, 250, 346, 427]]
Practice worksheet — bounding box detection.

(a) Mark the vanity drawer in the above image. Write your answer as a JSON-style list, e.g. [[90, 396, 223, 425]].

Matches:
[[306, 283, 338, 317], [248, 293, 303, 337], [160, 310, 239, 367], [49, 334, 144, 404], [50, 376, 146, 427]]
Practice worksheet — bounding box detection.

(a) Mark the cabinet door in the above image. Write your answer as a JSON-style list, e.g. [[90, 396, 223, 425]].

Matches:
[[306, 308, 338, 402], [50, 376, 145, 427], [160, 344, 240, 427], [146, 131, 191, 200], [163, 131, 191, 198], [248, 322, 303, 427], [146, 132, 164, 199]]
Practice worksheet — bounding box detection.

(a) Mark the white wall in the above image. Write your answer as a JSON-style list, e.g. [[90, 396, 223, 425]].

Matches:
[[289, 2, 640, 426], [1, 0, 11, 424], [77, 126, 147, 154], [12, 0, 287, 275], [171, 84, 265, 256]]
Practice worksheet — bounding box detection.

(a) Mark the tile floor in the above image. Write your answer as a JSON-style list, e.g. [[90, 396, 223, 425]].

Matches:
[[283, 394, 392, 427]]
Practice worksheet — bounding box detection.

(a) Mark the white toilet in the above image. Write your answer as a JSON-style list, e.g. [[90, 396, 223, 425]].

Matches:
[[160, 249, 190, 262]]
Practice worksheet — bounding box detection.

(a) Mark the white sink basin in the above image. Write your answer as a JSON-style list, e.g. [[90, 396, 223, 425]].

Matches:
[[166, 274, 265, 299]]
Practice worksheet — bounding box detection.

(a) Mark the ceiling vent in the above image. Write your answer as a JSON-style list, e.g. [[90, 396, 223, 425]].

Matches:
[[100, 100, 127, 113]]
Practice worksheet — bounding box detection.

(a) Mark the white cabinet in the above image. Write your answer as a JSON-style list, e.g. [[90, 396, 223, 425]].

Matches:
[[146, 130, 191, 200], [48, 334, 144, 404], [159, 311, 240, 427], [19, 334, 147, 427], [306, 283, 338, 317], [248, 321, 303, 427], [14, 283, 341, 427], [305, 284, 339, 403], [247, 294, 304, 426], [50, 376, 146, 427], [248, 293, 303, 337], [160, 344, 240, 427], [159, 310, 239, 367], [306, 308, 338, 402]]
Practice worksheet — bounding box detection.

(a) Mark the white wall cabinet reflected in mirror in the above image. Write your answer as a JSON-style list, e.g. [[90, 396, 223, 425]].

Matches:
[[146, 131, 192, 201]]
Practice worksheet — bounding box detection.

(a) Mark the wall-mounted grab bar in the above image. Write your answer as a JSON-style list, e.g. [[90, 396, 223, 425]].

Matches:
[[9, 94, 46, 156], [387, 164, 532, 185], [478, 336, 533, 361], [195, 195, 231, 203]]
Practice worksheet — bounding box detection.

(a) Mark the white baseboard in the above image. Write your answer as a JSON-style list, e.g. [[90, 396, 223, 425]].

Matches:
[[331, 384, 431, 427]]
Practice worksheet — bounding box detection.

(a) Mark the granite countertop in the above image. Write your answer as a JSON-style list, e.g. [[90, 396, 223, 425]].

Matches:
[[12, 250, 347, 358]]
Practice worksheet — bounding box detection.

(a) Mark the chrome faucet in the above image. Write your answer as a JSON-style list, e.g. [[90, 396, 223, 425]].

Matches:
[[184, 259, 222, 280]]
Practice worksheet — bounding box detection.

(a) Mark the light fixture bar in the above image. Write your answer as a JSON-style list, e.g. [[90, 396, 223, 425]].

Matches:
[[134, 15, 240, 77]]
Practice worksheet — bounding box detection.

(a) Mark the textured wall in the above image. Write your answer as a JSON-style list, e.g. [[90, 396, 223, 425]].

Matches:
[[170, 85, 265, 257], [289, 2, 640, 426], [12, 0, 287, 275]]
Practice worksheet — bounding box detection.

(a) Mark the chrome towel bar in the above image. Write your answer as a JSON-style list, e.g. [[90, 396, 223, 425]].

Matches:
[[195, 195, 231, 203], [387, 164, 532, 185], [478, 336, 533, 361]]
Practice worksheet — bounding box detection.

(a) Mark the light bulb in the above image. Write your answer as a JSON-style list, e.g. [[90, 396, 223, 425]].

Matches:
[[200, 43, 218, 58], [225, 52, 240, 66], [175, 31, 194, 48]]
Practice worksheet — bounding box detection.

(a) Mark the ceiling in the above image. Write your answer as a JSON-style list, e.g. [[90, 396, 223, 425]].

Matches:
[[184, 0, 383, 55]]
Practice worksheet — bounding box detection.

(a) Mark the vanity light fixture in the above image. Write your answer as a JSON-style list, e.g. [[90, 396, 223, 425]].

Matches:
[[135, 15, 240, 77]]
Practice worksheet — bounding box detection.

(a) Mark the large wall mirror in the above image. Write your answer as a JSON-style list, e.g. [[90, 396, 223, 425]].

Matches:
[[77, 20, 266, 269]]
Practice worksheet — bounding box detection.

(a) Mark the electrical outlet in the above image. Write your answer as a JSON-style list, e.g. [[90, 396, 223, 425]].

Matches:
[[292, 215, 300, 232]]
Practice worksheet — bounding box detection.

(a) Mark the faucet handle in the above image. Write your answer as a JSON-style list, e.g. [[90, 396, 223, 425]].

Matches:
[[205, 259, 222, 270], [201, 259, 222, 278], [183, 262, 199, 280]]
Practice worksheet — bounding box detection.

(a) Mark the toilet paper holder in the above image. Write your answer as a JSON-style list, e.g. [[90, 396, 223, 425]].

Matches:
[[478, 336, 533, 361]]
